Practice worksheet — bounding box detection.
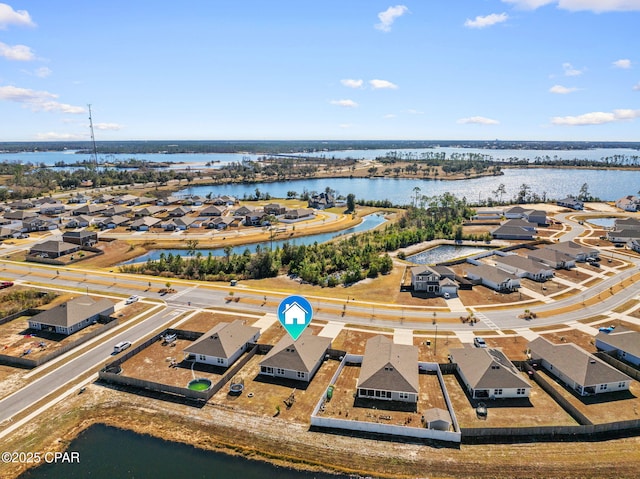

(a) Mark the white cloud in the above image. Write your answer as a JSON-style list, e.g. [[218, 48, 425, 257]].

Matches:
[[383, 114, 397, 119], [457, 116, 500, 125], [35, 132, 85, 140], [633, 82, 640, 91], [375, 5, 408, 32], [562, 62, 584, 76], [369, 79, 398, 90], [613, 59, 632, 69], [464, 12, 509, 28], [340, 79, 363, 89], [95, 122, 123, 131], [550, 84, 579, 94], [34, 66, 52, 78], [0, 85, 85, 114], [551, 108, 640, 125], [0, 3, 35, 29], [406, 109, 424, 114], [503, 0, 640, 12], [330, 99, 358, 108], [339, 123, 353, 129], [0, 41, 34, 61]]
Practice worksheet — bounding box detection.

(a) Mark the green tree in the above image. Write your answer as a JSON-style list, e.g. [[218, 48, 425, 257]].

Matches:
[[346, 193, 356, 213]]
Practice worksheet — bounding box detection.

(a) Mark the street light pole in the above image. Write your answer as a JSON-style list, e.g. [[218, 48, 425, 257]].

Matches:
[[434, 324, 438, 357]]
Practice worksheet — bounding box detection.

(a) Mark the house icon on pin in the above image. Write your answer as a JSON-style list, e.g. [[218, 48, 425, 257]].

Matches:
[[283, 301, 308, 325]]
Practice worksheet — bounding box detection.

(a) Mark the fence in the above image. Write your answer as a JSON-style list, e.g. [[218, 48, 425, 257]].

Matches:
[[99, 328, 258, 404], [0, 308, 41, 327], [0, 318, 118, 369], [310, 355, 462, 443]]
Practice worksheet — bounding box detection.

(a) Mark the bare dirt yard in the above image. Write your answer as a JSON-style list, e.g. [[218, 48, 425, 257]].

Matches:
[[535, 370, 640, 424], [443, 373, 577, 428]]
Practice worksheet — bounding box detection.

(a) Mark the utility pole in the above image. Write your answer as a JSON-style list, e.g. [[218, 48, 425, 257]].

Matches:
[[87, 104, 98, 168]]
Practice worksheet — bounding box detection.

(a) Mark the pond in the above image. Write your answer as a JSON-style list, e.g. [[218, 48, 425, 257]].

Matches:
[[407, 245, 490, 265], [120, 213, 387, 264], [585, 217, 616, 228]]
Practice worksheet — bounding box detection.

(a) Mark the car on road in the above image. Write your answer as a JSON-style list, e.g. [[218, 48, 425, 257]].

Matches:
[[125, 295, 139, 304], [0, 281, 14, 289], [113, 341, 132, 353], [473, 337, 487, 348]]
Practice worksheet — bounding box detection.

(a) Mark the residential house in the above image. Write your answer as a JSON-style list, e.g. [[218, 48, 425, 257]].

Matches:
[[607, 217, 640, 243], [0, 225, 21, 240], [504, 206, 547, 225], [284, 208, 313, 220], [72, 204, 106, 216], [155, 196, 180, 206], [65, 215, 95, 229], [491, 220, 537, 240], [161, 217, 196, 231], [527, 248, 575, 269], [595, 327, 640, 368], [259, 330, 331, 383], [557, 197, 584, 210], [4, 210, 37, 221], [210, 195, 237, 206], [233, 205, 256, 217], [545, 241, 599, 262], [97, 215, 130, 229], [39, 202, 66, 215], [449, 347, 531, 399], [181, 195, 204, 206], [8, 199, 34, 210], [493, 254, 554, 281], [130, 217, 161, 231], [244, 210, 267, 226], [308, 192, 335, 209], [103, 205, 131, 217], [616, 195, 640, 212], [629, 239, 640, 253], [29, 240, 81, 258], [134, 206, 165, 217], [357, 335, 419, 403], [62, 230, 98, 247], [200, 205, 227, 217], [465, 264, 520, 292], [183, 320, 260, 368], [528, 337, 631, 396], [93, 194, 115, 203], [114, 194, 140, 205], [67, 193, 91, 204], [28, 296, 114, 336], [410, 265, 458, 297], [167, 205, 192, 217], [22, 216, 58, 232], [264, 203, 287, 215]]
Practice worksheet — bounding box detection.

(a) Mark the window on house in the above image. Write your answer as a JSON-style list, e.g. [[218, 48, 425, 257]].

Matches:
[[599, 384, 608, 391], [217, 358, 224, 364], [297, 371, 305, 379], [494, 389, 503, 395], [618, 382, 626, 388], [517, 388, 526, 395], [399, 392, 409, 399], [276, 368, 285, 375], [199, 355, 206, 361]]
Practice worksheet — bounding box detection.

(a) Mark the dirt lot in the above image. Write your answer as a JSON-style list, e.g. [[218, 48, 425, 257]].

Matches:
[[414, 333, 464, 363], [330, 328, 391, 355], [177, 310, 258, 333], [318, 365, 451, 429], [535, 369, 640, 424], [0, 295, 118, 361], [443, 373, 577, 428], [541, 329, 598, 352]]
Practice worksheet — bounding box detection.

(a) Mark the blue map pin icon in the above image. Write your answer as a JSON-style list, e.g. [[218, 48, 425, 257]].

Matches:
[[277, 295, 313, 341]]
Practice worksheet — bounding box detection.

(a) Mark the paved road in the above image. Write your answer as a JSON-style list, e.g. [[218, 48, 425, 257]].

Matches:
[[0, 303, 186, 425]]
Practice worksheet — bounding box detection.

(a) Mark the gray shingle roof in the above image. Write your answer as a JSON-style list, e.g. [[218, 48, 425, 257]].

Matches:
[[260, 330, 331, 373], [30, 296, 114, 328], [596, 328, 640, 358], [450, 347, 530, 390], [528, 337, 631, 386], [183, 320, 260, 359], [358, 335, 419, 394]]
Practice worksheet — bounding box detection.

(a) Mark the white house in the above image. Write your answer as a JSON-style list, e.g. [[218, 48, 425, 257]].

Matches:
[[595, 328, 640, 368], [528, 337, 631, 396], [450, 347, 531, 400], [465, 264, 520, 292], [183, 320, 260, 368]]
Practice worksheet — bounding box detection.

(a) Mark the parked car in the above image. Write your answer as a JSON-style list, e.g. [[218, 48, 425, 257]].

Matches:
[[125, 295, 139, 304], [473, 337, 487, 348], [0, 281, 14, 289]]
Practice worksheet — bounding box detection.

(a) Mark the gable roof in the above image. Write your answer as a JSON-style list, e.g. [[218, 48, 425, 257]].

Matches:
[[450, 347, 530, 390], [30, 296, 114, 328], [528, 337, 631, 386], [495, 254, 552, 274], [30, 240, 79, 254], [183, 320, 260, 359], [358, 335, 419, 394], [545, 240, 598, 258], [260, 330, 330, 373]]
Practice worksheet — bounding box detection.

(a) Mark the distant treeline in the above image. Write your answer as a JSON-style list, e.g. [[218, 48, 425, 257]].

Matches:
[[1, 140, 640, 154]]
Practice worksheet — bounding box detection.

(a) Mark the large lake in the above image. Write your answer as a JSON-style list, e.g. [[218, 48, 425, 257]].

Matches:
[[2, 148, 639, 201], [17, 424, 349, 479], [177, 168, 638, 204]]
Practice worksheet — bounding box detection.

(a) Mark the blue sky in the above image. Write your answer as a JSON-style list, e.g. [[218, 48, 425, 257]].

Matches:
[[1, 1, 639, 142]]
